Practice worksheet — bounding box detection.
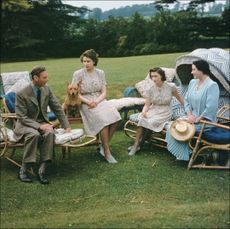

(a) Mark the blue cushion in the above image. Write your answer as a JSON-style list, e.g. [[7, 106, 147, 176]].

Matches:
[[4, 92, 16, 113], [124, 87, 140, 97], [202, 126, 230, 144], [129, 113, 140, 123], [47, 112, 56, 121]]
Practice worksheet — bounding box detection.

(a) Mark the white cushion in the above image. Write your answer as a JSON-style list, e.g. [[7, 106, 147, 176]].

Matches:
[[54, 128, 84, 144], [8, 79, 30, 93], [0, 127, 17, 142], [161, 67, 176, 82], [108, 97, 145, 110], [135, 78, 153, 98], [0, 127, 85, 144], [1, 71, 30, 94]]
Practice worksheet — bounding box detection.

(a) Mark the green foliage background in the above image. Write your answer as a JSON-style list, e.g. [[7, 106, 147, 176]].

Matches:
[[1, 0, 229, 60]]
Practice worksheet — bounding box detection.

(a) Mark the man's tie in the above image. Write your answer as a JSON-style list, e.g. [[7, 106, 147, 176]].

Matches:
[[37, 88, 44, 122], [37, 88, 41, 106]]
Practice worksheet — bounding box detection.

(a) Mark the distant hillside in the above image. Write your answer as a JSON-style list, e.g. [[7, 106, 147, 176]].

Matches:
[[86, 1, 226, 20], [101, 3, 158, 19]]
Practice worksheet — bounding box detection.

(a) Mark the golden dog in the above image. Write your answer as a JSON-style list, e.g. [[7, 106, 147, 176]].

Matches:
[[62, 83, 82, 118]]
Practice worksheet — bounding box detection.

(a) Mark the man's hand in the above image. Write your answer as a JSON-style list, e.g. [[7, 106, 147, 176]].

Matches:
[[39, 123, 53, 132]]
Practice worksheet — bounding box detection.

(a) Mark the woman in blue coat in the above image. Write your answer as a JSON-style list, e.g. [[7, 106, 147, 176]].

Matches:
[[166, 60, 220, 161]]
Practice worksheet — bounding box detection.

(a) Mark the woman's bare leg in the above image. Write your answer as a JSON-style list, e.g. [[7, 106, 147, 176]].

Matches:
[[133, 126, 144, 148], [108, 121, 120, 142], [128, 127, 144, 155], [100, 126, 117, 163]]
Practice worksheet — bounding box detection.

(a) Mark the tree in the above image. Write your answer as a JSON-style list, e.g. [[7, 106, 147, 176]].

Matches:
[[123, 13, 147, 51], [1, 0, 88, 59], [154, 0, 216, 13], [1, 0, 32, 11]]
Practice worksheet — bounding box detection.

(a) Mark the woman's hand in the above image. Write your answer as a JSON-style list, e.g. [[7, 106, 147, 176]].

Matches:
[[187, 113, 196, 123], [195, 116, 202, 123], [141, 111, 147, 118], [88, 101, 97, 109]]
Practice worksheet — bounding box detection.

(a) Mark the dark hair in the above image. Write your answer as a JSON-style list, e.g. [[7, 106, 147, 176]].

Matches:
[[30, 66, 46, 79], [192, 60, 211, 75], [80, 49, 99, 66], [149, 67, 166, 81]]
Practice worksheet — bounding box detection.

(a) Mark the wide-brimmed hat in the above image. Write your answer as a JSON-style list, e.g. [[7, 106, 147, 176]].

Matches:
[[170, 120, 196, 142]]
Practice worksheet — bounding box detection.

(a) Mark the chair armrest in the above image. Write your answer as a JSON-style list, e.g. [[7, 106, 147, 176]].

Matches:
[[1, 113, 17, 129], [1, 113, 17, 119], [200, 120, 230, 131]]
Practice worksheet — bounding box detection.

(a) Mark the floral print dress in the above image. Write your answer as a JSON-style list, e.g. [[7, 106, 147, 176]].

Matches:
[[72, 68, 121, 135]]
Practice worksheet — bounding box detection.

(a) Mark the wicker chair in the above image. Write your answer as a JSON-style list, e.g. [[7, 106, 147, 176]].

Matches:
[[0, 114, 98, 173], [124, 104, 230, 170], [188, 105, 230, 170], [124, 119, 168, 149]]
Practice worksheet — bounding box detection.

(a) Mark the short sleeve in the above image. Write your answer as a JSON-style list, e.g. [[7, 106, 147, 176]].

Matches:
[[145, 86, 153, 99], [168, 82, 177, 93], [72, 69, 83, 84], [100, 70, 107, 86]]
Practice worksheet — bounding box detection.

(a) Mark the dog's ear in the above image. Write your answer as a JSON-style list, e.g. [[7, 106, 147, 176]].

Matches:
[[67, 82, 72, 91]]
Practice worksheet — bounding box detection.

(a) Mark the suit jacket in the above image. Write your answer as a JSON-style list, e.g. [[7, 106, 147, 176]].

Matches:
[[14, 84, 70, 140]]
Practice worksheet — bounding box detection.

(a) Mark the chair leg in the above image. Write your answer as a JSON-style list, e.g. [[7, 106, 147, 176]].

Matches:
[[67, 147, 71, 158], [187, 158, 194, 170], [62, 146, 66, 159]]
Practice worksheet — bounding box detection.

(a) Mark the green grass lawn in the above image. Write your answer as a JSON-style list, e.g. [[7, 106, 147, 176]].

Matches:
[[1, 53, 230, 228], [1, 52, 183, 100]]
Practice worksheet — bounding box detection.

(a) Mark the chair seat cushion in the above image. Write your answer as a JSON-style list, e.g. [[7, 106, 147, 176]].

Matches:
[[0, 127, 17, 142], [107, 98, 145, 111], [203, 126, 230, 144], [0, 127, 84, 145], [54, 128, 84, 144]]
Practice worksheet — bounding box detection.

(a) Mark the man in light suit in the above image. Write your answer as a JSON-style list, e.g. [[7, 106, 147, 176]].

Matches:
[[14, 66, 71, 184]]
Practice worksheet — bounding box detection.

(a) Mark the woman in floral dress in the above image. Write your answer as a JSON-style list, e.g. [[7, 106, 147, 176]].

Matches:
[[72, 49, 121, 163], [128, 67, 184, 156]]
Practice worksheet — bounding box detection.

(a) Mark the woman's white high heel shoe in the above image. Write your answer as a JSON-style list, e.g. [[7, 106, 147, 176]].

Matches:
[[105, 155, 118, 163], [128, 146, 140, 156], [99, 144, 105, 157]]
